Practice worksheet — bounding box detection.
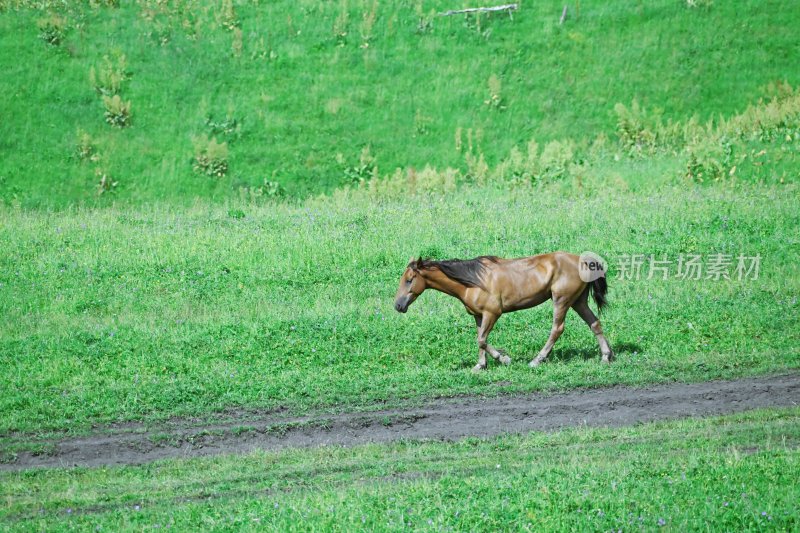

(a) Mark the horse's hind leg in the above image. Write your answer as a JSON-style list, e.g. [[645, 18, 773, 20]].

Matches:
[[529, 296, 570, 368], [572, 293, 614, 363]]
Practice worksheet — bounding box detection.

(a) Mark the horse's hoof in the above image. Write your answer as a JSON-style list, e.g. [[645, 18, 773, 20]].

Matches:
[[472, 364, 487, 373], [602, 353, 615, 364], [528, 359, 542, 368], [499, 355, 512, 365]]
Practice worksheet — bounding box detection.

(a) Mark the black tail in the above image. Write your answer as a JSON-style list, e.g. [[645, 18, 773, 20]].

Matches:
[[590, 276, 608, 313]]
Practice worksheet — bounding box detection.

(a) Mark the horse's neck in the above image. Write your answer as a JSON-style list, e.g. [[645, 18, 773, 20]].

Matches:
[[423, 269, 468, 300]]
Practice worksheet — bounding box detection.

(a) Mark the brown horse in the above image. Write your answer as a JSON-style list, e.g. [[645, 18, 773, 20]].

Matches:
[[394, 252, 613, 371]]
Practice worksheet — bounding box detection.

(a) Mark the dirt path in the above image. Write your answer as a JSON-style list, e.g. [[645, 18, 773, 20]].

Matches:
[[3, 373, 799, 471]]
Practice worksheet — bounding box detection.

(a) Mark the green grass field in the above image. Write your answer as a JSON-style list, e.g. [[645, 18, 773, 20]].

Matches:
[[2, 182, 798, 435], [2, 409, 798, 530], [1, 0, 799, 529]]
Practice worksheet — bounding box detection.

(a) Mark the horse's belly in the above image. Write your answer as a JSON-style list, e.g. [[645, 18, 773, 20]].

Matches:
[[502, 293, 550, 312]]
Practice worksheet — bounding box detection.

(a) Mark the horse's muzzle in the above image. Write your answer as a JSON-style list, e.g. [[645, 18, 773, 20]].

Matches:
[[395, 293, 416, 313]]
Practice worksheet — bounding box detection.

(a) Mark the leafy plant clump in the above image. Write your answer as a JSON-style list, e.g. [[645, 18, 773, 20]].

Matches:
[[37, 14, 66, 46], [218, 0, 240, 31], [102, 95, 131, 127], [96, 170, 118, 195], [341, 146, 378, 186], [90, 53, 129, 96], [75, 130, 96, 162], [192, 135, 229, 177], [205, 115, 240, 138], [238, 178, 285, 201], [485, 74, 505, 110]]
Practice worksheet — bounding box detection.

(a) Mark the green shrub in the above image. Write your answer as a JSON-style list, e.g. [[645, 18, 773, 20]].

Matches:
[[463, 12, 492, 40], [231, 26, 243, 57], [415, 165, 458, 193], [360, 165, 459, 197], [539, 139, 577, 181], [260, 179, 283, 197], [491, 138, 579, 186], [724, 82, 800, 140], [415, 2, 434, 35], [0, 175, 21, 205], [464, 151, 489, 184], [614, 100, 659, 154], [612, 84, 799, 182], [218, 0, 239, 30], [492, 141, 537, 186], [484, 73, 505, 110], [96, 170, 118, 195], [683, 83, 799, 181], [685, 137, 734, 182], [414, 109, 432, 135], [333, 0, 349, 46], [342, 146, 377, 185], [205, 114, 240, 139], [364, 167, 406, 197], [37, 14, 66, 46], [102, 94, 131, 127], [237, 179, 285, 201], [359, 0, 378, 47], [89, 53, 128, 96], [192, 135, 229, 177], [75, 130, 96, 162], [686, 0, 713, 8]]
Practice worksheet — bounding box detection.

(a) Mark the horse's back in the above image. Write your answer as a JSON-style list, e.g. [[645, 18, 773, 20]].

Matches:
[[494, 252, 585, 305], [496, 251, 579, 273]]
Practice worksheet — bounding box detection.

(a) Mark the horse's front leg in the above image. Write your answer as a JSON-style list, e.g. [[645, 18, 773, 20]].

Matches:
[[473, 312, 504, 372], [476, 314, 512, 366]]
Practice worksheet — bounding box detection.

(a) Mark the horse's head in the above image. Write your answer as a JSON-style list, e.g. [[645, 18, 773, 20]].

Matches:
[[394, 257, 426, 313]]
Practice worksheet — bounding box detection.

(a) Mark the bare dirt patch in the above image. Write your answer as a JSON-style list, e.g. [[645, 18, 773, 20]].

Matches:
[[3, 373, 798, 470]]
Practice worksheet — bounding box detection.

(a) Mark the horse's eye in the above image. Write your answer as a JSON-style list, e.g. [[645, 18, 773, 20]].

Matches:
[[406, 278, 412, 285]]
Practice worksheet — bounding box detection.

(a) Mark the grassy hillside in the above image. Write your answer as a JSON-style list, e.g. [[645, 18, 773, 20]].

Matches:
[[3, 409, 799, 530], [0, 0, 798, 205], [1, 182, 798, 434]]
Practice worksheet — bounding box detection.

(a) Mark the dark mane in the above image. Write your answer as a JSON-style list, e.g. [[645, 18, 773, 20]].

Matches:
[[410, 256, 499, 289]]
